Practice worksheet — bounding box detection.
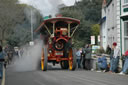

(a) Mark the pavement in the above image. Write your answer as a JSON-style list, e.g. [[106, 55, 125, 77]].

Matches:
[[2, 64, 128, 85]]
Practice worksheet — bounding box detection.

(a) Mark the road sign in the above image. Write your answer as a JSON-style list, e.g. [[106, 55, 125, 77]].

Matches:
[[29, 41, 34, 46], [91, 36, 95, 44], [98, 35, 100, 42]]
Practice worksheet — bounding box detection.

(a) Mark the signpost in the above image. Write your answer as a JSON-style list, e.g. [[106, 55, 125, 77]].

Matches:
[[29, 41, 34, 46], [91, 36, 95, 44]]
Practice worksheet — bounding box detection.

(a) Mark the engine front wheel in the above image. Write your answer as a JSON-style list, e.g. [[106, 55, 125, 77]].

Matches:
[[68, 48, 76, 71], [41, 48, 48, 71]]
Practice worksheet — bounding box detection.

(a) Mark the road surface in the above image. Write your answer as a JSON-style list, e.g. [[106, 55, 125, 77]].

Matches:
[[3, 64, 128, 85]]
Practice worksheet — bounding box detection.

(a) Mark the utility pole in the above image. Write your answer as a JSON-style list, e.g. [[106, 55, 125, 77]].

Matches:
[[30, 9, 34, 46], [31, 9, 34, 41]]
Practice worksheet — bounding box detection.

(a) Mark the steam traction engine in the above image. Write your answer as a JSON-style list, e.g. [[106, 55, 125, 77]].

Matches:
[[36, 17, 80, 71]]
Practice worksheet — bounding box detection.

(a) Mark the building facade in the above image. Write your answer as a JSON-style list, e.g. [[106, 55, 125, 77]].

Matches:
[[100, 0, 128, 54], [100, 0, 121, 51], [100, 0, 107, 50], [121, 0, 128, 54]]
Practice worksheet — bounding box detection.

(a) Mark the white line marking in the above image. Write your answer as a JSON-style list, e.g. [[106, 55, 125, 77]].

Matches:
[[1, 66, 5, 85]]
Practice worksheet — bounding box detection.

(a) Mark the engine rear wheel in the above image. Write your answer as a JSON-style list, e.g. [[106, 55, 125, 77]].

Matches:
[[68, 48, 76, 71], [60, 61, 69, 69], [41, 48, 48, 71]]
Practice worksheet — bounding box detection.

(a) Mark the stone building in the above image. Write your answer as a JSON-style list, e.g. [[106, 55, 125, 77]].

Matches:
[[120, 0, 128, 54], [100, 0, 121, 52]]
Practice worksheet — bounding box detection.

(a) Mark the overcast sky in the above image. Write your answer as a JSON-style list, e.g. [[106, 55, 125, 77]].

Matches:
[[62, 0, 81, 6], [18, 0, 81, 16]]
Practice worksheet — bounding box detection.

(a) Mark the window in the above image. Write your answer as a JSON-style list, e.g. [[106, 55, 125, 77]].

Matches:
[[124, 0, 128, 4], [124, 22, 128, 36], [124, 22, 128, 52], [124, 38, 128, 51]]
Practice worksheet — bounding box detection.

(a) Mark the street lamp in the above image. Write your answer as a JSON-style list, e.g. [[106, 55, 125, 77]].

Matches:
[[29, 8, 34, 46], [31, 9, 34, 41]]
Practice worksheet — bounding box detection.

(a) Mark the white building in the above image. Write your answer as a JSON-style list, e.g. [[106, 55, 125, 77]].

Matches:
[[120, 0, 128, 54], [100, 0, 107, 50], [100, 0, 121, 51]]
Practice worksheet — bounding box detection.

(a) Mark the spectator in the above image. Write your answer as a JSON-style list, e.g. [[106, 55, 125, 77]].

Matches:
[[109, 45, 114, 72], [97, 54, 107, 72], [119, 50, 128, 75], [106, 45, 111, 54], [85, 44, 92, 70], [0, 45, 6, 79], [121, 54, 126, 68], [76, 48, 82, 68], [81, 45, 88, 69], [109, 42, 120, 73]]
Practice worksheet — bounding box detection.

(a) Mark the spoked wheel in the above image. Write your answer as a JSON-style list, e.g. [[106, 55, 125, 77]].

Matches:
[[68, 48, 76, 71], [60, 60, 69, 69], [41, 48, 48, 71]]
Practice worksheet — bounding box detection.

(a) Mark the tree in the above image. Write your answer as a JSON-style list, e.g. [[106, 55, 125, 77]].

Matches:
[[91, 24, 100, 45], [0, 0, 25, 45], [6, 6, 43, 46], [0, 0, 43, 46], [59, 0, 102, 47], [91, 24, 100, 36]]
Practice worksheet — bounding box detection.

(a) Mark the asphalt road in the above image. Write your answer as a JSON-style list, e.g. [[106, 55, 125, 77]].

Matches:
[[4, 64, 128, 85]]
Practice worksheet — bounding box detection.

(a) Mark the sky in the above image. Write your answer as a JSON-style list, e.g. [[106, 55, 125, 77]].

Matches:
[[18, 0, 81, 16], [62, 0, 81, 6]]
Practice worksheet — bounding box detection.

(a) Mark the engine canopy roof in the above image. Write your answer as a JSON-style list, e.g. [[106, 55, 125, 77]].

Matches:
[[35, 17, 80, 32]]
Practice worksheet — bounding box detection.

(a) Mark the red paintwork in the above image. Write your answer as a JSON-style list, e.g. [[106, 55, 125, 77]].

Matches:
[[36, 17, 80, 63]]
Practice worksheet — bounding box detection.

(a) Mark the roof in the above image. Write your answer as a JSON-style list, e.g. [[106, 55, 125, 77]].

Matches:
[[43, 17, 80, 24], [35, 17, 80, 32]]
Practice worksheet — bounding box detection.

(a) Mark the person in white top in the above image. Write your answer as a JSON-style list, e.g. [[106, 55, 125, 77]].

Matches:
[[110, 42, 120, 73]]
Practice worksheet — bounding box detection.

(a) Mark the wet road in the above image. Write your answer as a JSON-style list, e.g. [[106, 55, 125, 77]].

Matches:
[[4, 65, 128, 85]]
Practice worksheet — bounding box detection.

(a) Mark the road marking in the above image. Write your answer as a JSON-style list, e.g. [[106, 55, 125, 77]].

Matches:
[[1, 66, 5, 85]]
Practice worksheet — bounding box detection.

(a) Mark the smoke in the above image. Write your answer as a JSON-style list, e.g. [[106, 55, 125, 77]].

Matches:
[[24, 7, 38, 25], [12, 39, 43, 72], [18, 0, 64, 17]]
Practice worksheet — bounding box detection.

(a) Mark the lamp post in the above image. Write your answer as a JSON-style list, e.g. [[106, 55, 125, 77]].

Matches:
[[31, 9, 34, 41], [29, 8, 34, 46]]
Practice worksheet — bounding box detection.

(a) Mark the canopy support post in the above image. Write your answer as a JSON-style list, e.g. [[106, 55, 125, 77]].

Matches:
[[68, 23, 71, 37], [71, 25, 79, 37], [44, 24, 51, 35], [53, 23, 55, 37]]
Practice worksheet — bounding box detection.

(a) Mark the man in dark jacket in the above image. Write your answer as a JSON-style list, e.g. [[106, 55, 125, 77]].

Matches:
[[85, 44, 92, 70], [81, 45, 87, 69]]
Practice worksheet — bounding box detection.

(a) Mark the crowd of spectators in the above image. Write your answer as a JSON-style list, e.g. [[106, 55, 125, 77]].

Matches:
[[75, 42, 128, 75]]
